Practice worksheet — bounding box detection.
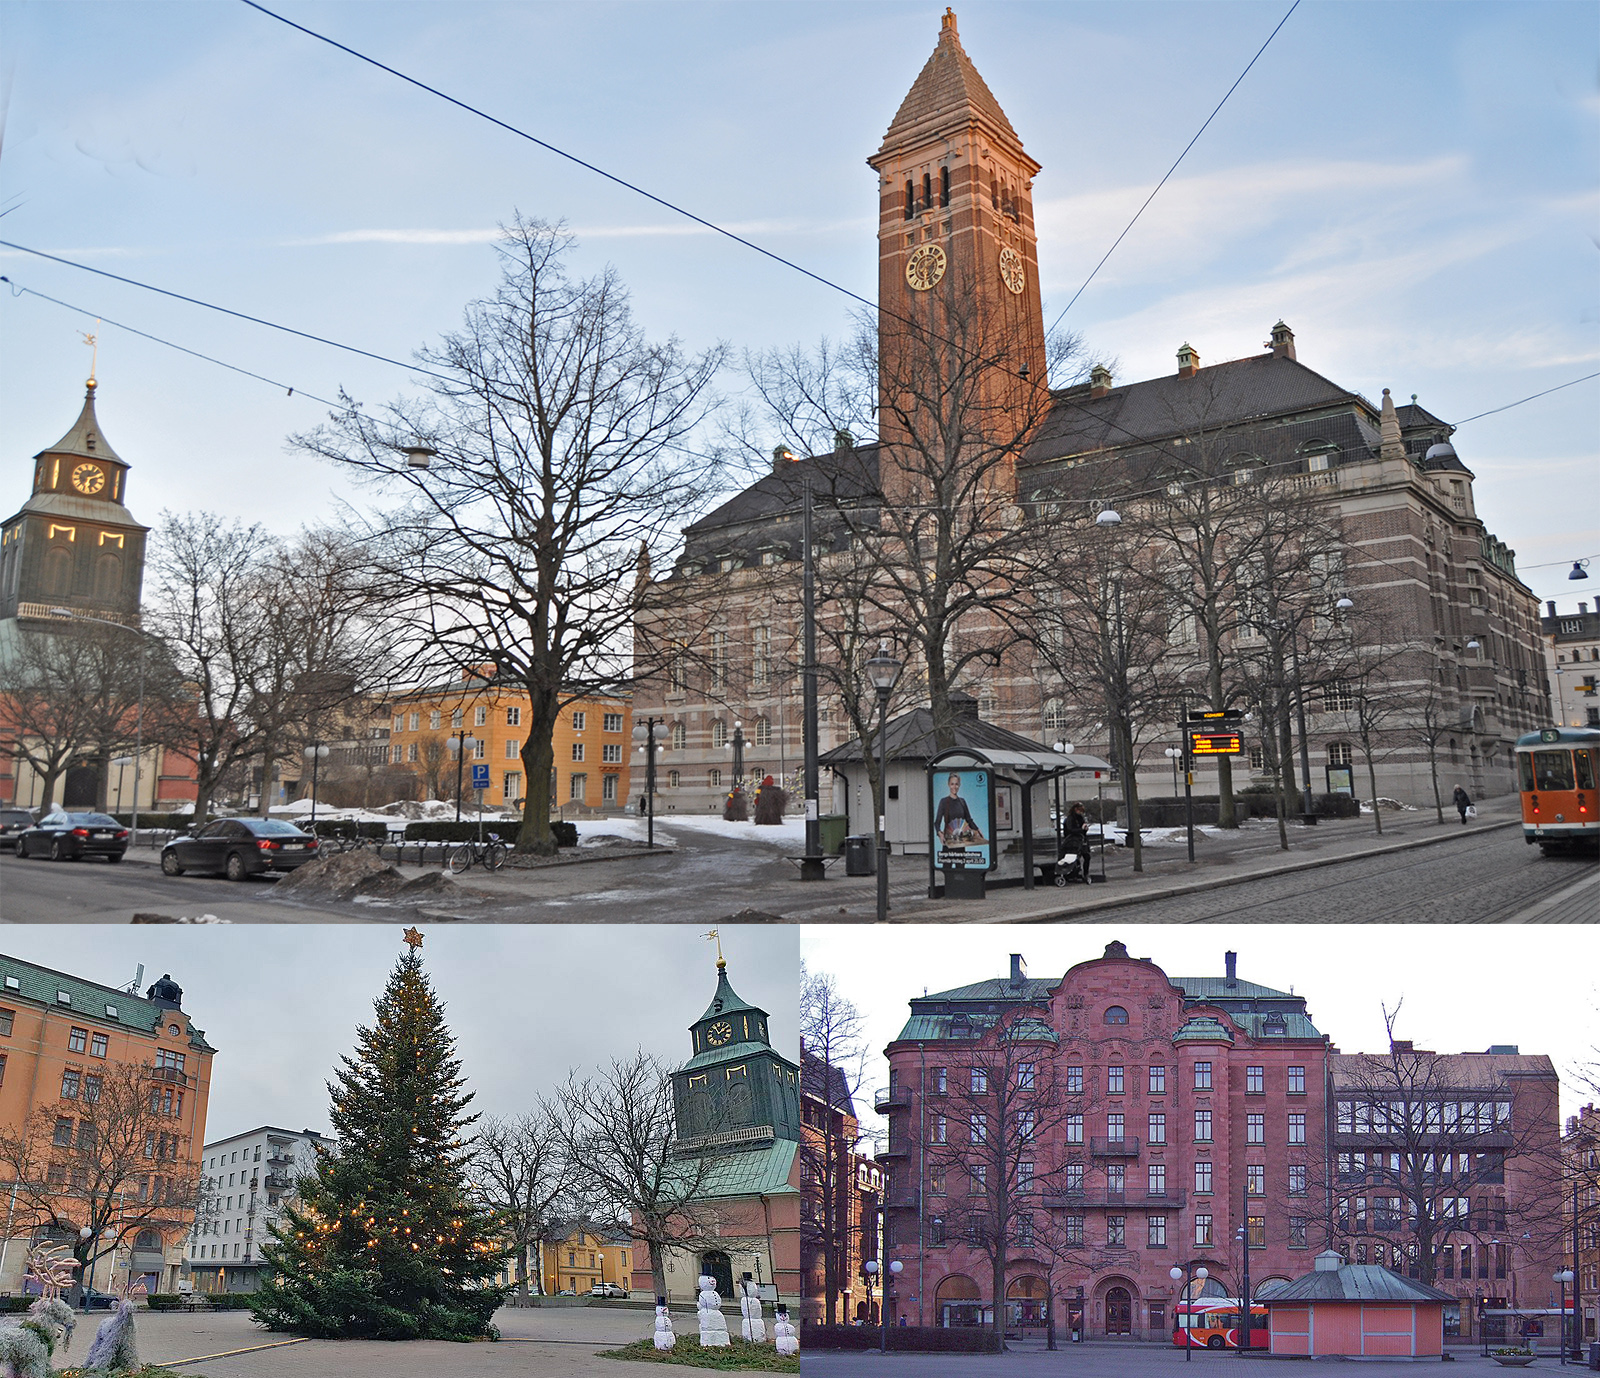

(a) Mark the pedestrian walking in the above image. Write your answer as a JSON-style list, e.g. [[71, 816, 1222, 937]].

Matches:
[[1452, 784, 1472, 824]]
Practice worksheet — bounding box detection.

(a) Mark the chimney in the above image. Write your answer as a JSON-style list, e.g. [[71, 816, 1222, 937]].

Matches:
[[1582, 602, 1590, 615], [1547, 601, 1557, 618], [1009, 953, 1027, 987], [949, 690, 980, 721], [1390, 1039, 1414, 1055], [1176, 342, 1199, 379], [1268, 320, 1297, 361], [1089, 364, 1113, 399], [1314, 1250, 1343, 1273], [1224, 951, 1237, 984]]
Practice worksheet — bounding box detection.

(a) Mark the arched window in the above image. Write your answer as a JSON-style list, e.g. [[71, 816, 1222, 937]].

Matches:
[[711, 720, 728, 748], [904, 180, 914, 220], [1043, 699, 1068, 737], [670, 722, 688, 751], [94, 552, 122, 602], [44, 545, 73, 597], [754, 717, 772, 746], [940, 166, 950, 207], [1104, 1005, 1129, 1025]]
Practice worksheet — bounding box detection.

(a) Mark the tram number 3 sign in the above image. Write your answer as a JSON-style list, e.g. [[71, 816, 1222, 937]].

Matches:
[[1188, 731, 1243, 756]]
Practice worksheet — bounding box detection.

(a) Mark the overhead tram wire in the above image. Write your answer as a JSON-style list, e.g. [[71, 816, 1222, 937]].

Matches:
[[1450, 371, 1599, 426], [1045, 0, 1301, 336], [1, 277, 346, 409], [0, 238, 459, 387]]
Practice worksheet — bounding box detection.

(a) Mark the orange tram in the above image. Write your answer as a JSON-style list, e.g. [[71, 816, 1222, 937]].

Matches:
[[1516, 727, 1600, 853]]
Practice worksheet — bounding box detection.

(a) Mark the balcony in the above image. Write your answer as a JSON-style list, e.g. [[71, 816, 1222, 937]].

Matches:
[[147, 1065, 189, 1086], [1090, 1136, 1141, 1157], [264, 1173, 293, 1191], [876, 1143, 909, 1162], [1333, 1129, 1513, 1151], [883, 1191, 921, 1212], [1042, 1189, 1187, 1210], [875, 1086, 910, 1113]]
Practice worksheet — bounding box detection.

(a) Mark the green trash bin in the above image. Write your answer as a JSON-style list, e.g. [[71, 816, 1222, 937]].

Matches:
[[818, 814, 849, 855]]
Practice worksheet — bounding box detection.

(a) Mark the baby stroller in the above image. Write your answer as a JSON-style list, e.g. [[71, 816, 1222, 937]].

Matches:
[[1054, 835, 1093, 885]]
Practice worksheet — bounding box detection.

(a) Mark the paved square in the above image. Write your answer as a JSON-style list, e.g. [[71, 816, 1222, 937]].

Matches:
[[82, 1304, 710, 1376]]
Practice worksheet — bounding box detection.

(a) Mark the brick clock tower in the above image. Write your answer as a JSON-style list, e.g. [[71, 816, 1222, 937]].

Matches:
[[866, 9, 1049, 490], [0, 379, 148, 624]]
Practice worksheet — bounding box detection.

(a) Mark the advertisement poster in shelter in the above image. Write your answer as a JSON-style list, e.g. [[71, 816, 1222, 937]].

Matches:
[[933, 769, 991, 870]]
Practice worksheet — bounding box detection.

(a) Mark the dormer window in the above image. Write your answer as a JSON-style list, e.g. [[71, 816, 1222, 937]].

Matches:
[[56, 991, 71, 1006]]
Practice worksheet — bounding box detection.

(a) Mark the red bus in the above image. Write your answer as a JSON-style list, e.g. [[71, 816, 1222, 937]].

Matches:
[[1516, 727, 1600, 853], [1172, 1299, 1269, 1349]]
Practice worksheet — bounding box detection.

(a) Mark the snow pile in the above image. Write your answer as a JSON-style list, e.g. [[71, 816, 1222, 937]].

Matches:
[[652, 814, 806, 847]]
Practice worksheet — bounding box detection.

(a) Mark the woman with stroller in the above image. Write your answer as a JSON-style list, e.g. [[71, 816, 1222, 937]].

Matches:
[[1062, 802, 1092, 883]]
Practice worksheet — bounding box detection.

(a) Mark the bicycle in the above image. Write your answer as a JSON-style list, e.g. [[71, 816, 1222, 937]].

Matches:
[[448, 832, 507, 874]]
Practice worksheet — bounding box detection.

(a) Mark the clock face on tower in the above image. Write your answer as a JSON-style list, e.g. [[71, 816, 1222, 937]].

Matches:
[[70, 463, 106, 495], [998, 246, 1026, 295], [706, 1020, 734, 1047], [905, 244, 947, 292]]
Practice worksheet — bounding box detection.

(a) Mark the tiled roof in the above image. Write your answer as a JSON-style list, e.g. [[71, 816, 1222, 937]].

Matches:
[[818, 703, 1055, 767], [1267, 1261, 1454, 1304], [693, 1139, 798, 1200], [36, 385, 125, 465], [0, 953, 215, 1052], [682, 446, 879, 543], [878, 17, 1020, 152], [1021, 354, 1363, 468], [1174, 976, 1294, 1002]]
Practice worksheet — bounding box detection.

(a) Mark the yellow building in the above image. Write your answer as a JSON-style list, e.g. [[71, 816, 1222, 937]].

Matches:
[[388, 670, 632, 814], [498, 1224, 634, 1297], [0, 958, 214, 1296]]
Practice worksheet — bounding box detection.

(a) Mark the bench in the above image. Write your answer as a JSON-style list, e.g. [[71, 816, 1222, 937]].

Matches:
[[783, 854, 843, 872]]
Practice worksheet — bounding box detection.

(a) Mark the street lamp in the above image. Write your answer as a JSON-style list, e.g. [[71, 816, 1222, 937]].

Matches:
[[110, 756, 133, 813], [881, 1259, 903, 1351], [864, 642, 903, 923], [396, 444, 437, 470], [1170, 1263, 1208, 1360], [46, 608, 156, 837], [632, 718, 666, 848], [1095, 507, 1122, 526], [1165, 746, 1182, 794], [449, 731, 479, 823], [725, 720, 747, 812], [1052, 740, 1074, 858], [1554, 1270, 1574, 1364], [302, 743, 330, 826]]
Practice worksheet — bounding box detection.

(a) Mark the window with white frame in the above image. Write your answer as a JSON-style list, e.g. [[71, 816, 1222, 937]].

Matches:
[[571, 743, 584, 762], [711, 720, 728, 749], [601, 744, 622, 763], [602, 774, 618, 802], [429, 710, 441, 730], [571, 711, 586, 731], [671, 722, 687, 750], [709, 631, 729, 690], [752, 626, 770, 687], [1328, 742, 1352, 766], [474, 706, 487, 727], [506, 706, 521, 727], [408, 712, 420, 731], [603, 713, 623, 733], [451, 708, 463, 729], [506, 739, 521, 759], [569, 774, 586, 801], [503, 772, 522, 803], [754, 717, 771, 746]]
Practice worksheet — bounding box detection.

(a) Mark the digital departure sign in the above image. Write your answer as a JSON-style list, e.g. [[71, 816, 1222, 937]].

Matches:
[[1188, 730, 1243, 756]]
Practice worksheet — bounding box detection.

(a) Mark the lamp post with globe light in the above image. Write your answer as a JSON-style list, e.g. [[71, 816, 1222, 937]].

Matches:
[[302, 743, 330, 827], [631, 718, 666, 847], [1554, 1270, 1574, 1364], [1170, 1263, 1208, 1360], [448, 731, 479, 824], [864, 644, 903, 923]]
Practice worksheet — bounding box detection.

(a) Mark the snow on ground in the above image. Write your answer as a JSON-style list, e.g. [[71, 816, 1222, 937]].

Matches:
[[572, 817, 676, 847], [649, 813, 808, 847]]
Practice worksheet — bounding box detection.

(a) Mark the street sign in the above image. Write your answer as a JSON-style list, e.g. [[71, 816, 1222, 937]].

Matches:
[[1189, 730, 1243, 756], [1186, 709, 1244, 724], [471, 763, 491, 791]]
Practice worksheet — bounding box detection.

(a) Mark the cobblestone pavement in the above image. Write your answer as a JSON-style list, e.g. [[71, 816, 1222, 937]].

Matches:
[[109, 1304, 693, 1375], [802, 1340, 1563, 1374]]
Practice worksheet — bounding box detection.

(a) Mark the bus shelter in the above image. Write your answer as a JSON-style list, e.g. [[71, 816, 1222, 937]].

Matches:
[[927, 743, 1109, 899]]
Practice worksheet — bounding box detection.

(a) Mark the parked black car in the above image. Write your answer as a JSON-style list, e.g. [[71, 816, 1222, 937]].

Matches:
[[15, 811, 130, 861], [161, 817, 321, 881], [0, 807, 36, 851]]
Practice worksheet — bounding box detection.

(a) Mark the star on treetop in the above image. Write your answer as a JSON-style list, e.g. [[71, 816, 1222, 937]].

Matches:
[[402, 927, 424, 950]]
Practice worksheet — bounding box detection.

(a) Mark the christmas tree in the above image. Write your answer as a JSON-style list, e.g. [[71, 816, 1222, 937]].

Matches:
[[253, 928, 506, 1339]]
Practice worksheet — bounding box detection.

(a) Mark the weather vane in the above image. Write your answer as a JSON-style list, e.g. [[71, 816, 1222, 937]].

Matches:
[[701, 927, 724, 968], [79, 320, 100, 387]]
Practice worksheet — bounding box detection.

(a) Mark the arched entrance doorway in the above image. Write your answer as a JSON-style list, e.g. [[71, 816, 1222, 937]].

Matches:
[[1006, 1275, 1047, 1335], [63, 764, 98, 809], [934, 1274, 983, 1329], [698, 1250, 733, 1301], [1105, 1285, 1133, 1335]]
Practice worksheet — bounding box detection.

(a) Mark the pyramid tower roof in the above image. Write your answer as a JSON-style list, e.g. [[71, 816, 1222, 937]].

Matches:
[[876, 10, 1026, 159]]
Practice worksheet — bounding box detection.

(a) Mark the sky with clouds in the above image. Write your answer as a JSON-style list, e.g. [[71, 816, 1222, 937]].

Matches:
[[801, 924, 1600, 1132], [0, 0, 1594, 607], [0, 925, 798, 1145]]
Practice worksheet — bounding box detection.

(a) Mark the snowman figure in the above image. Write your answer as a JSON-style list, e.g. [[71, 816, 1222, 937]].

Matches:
[[697, 1274, 731, 1348], [738, 1274, 767, 1343], [652, 1297, 677, 1351], [774, 1304, 799, 1356]]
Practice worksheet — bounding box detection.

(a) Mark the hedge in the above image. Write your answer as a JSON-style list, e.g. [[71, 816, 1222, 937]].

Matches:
[[801, 1324, 1003, 1353], [400, 819, 578, 847], [198, 1291, 262, 1310], [307, 820, 388, 841], [0, 1295, 34, 1312], [109, 813, 195, 832], [144, 1294, 186, 1310]]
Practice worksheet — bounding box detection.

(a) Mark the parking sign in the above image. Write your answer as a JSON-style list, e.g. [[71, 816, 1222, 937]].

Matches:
[[471, 764, 491, 791]]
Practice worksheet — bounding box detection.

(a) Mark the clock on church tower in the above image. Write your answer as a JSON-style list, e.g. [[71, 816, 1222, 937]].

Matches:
[[0, 379, 149, 624], [671, 957, 800, 1153]]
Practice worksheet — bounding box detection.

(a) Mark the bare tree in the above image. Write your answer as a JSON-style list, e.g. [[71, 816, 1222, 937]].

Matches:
[[799, 965, 871, 1325], [923, 1009, 1094, 1350], [294, 217, 725, 854], [546, 1052, 722, 1299], [472, 1110, 568, 1301], [0, 619, 149, 811], [1316, 1006, 1565, 1289], [0, 1062, 202, 1293]]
